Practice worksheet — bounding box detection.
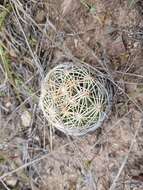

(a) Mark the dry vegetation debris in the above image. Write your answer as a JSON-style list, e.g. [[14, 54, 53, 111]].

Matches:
[[0, 0, 143, 189]]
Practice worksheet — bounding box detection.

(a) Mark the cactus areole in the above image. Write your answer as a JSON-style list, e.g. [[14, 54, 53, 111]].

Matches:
[[40, 62, 113, 136]]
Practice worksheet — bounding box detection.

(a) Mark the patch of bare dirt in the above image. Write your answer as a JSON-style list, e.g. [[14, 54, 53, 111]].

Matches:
[[0, 0, 143, 189]]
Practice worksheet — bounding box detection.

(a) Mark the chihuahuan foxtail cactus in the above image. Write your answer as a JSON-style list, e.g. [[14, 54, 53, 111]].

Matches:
[[40, 62, 113, 136]]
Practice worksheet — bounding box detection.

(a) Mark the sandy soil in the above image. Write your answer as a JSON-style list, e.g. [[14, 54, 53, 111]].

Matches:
[[0, 0, 143, 189]]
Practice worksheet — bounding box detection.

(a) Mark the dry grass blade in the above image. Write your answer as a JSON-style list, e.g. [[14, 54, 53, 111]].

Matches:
[[10, 3, 44, 77], [62, 0, 75, 15], [0, 0, 143, 189], [0, 141, 74, 181], [0, 179, 11, 190]]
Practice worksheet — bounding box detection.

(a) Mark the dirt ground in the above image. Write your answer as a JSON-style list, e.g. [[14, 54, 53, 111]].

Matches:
[[0, 0, 143, 189]]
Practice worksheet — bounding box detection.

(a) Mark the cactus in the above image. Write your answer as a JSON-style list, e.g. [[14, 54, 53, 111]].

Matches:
[[40, 62, 113, 136]]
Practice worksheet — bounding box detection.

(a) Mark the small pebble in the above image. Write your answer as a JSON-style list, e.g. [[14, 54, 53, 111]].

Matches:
[[5, 176, 18, 187], [21, 111, 31, 127]]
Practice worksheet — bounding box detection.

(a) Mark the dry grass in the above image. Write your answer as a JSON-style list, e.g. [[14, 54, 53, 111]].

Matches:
[[0, 0, 143, 189]]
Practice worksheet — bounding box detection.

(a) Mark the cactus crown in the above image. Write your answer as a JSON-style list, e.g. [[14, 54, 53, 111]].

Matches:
[[40, 62, 113, 136]]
